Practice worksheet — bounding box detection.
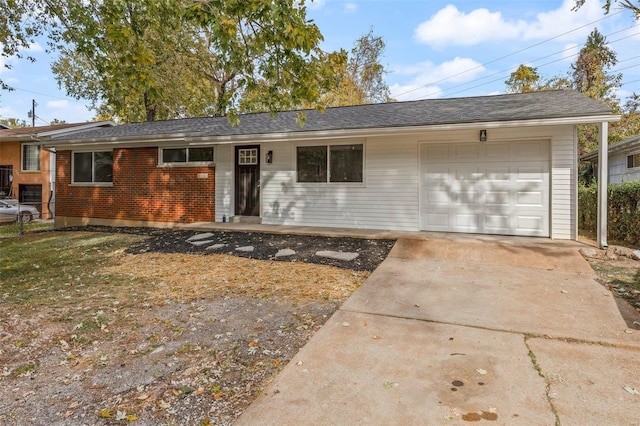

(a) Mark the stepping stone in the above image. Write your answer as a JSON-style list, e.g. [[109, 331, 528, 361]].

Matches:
[[187, 233, 215, 242], [189, 240, 214, 246], [236, 246, 255, 252], [315, 250, 359, 261], [275, 249, 296, 258], [206, 244, 227, 250]]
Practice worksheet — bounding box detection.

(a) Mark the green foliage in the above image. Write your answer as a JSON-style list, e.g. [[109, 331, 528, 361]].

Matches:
[[0, 117, 27, 128], [2, 0, 344, 123], [578, 181, 640, 246], [505, 65, 541, 93]]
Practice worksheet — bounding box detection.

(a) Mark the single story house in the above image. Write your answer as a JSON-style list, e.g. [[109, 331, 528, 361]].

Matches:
[[46, 90, 616, 242], [0, 121, 114, 218], [581, 134, 640, 184]]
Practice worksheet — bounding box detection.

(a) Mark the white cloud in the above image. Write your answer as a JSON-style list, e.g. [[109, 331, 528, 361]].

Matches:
[[25, 42, 44, 52], [306, 0, 326, 10], [395, 57, 485, 84], [414, 0, 603, 47], [46, 100, 69, 109], [390, 83, 443, 101], [390, 57, 485, 101], [561, 43, 580, 63], [345, 3, 357, 14]]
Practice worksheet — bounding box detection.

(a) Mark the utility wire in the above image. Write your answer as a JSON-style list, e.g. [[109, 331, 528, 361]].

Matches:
[[406, 29, 640, 100], [393, 9, 627, 99]]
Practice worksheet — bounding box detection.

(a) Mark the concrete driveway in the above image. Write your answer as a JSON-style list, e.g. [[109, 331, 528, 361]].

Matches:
[[236, 234, 640, 425]]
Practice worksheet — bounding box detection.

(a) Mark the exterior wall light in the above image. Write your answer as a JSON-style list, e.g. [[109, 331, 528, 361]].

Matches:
[[479, 129, 487, 142], [266, 150, 273, 163]]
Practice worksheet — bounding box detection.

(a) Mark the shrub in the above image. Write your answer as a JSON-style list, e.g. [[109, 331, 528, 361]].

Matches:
[[578, 181, 640, 246]]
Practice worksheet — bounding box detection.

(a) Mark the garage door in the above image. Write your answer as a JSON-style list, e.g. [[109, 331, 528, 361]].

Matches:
[[420, 140, 550, 237]]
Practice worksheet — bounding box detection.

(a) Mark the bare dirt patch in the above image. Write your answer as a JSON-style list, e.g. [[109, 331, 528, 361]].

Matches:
[[0, 229, 392, 425], [580, 245, 640, 329]]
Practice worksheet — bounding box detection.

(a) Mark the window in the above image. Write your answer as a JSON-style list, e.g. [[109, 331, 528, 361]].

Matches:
[[296, 144, 363, 183], [238, 148, 258, 165], [73, 151, 113, 183], [160, 147, 214, 164], [22, 144, 40, 171], [627, 153, 640, 169]]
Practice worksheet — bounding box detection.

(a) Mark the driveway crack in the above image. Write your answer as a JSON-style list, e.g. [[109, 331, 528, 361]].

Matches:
[[524, 335, 561, 426]]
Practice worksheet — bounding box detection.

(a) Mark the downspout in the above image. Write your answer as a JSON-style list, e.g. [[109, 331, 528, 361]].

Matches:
[[597, 122, 608, 249]]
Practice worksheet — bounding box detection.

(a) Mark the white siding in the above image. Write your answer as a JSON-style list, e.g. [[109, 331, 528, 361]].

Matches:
[[214, 124, 579, 239], [260, 137, 419, 231], [214, 144, 233, 222], [610, 152, 640, 184]]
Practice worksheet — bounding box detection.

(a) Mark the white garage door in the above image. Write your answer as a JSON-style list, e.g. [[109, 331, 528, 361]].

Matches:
[[420, 140, 550, 237]]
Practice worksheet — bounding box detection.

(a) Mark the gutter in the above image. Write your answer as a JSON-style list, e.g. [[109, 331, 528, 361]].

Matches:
[[45, 114, 620, 150]]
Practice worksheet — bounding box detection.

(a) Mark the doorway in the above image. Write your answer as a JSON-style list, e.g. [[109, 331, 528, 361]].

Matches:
[[234, 145, 260, 216]]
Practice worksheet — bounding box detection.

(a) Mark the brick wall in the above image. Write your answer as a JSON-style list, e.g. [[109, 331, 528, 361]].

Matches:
[[56, 147, 215, 223]]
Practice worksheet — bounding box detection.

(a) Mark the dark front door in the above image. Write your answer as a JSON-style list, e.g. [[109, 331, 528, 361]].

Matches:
[[235, 145, 260, 216]]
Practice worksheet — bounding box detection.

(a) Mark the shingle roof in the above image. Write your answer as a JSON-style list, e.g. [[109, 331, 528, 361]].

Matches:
[[51, 90, 612, 143], [581, 133, 640, 161], [0, 121, 113, 140], [0, 123, 91, 137]]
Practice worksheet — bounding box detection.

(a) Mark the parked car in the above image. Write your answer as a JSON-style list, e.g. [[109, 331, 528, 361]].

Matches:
[[0, 199, 40, 223]]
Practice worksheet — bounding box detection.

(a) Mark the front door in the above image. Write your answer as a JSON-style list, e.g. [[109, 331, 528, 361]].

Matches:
[[235, 145, 260, 216]]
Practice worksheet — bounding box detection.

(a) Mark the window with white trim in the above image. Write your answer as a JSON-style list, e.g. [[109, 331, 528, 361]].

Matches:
[[238, 148, 258, 165], [627, 153, 640, 169], [160, 147, 214, 165], [22, 144, 40, 171], [73, 151, 113, 183], [296, 143, 363, 183]]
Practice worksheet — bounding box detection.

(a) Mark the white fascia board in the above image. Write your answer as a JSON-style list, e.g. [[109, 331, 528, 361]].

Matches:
[[45, 114, 619, 149], [37, 121, 116, 137]]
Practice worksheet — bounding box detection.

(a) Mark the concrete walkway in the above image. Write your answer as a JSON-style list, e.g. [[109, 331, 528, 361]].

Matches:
[[236, 235, 640, 425]]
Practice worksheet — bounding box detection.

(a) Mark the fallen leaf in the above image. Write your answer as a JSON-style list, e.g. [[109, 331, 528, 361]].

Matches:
[[248, 341, 257, 347], [64, 410, 73, 419], [136, 393, 150, 400], [127, 414, 138, 421], [98, 408, 112, 418], [383, 381, 399, 389], [67, 401, 80, 409], [214, 392, 225, 400], [623, 385, 639, 395], [342, 322, 350, 327], [158, 400, 171, 409], [476, 368, 487, 375]]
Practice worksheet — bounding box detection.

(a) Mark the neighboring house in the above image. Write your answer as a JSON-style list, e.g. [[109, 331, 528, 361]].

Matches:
[[581, 134, 640, 184], [47, 90, 615, 240], [0, 122, 114, 219]]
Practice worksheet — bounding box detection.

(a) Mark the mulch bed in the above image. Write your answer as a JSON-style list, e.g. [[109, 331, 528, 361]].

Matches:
[[61, 225, 396, 272]]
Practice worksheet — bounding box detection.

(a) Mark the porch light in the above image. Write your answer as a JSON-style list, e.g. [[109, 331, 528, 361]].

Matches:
[[479, 129, 487, 142]]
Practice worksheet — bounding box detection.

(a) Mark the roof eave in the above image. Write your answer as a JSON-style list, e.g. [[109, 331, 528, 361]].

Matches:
[[45, 114, 618, 149]]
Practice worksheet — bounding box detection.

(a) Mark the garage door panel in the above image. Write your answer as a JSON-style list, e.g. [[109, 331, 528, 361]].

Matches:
[[485, 191, 510, 206], [454, 144, 480, 159], [484, 214, 510, 231], [485, 143, 511, 159], [517, 191, 544, 206], [420, 140, 549, 237]]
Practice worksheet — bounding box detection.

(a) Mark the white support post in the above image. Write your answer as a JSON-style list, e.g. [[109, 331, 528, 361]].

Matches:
[[597, 121, 608, 249]]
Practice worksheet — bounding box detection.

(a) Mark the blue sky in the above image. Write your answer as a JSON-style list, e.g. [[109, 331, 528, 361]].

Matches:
[[0, 0, 638, 125]]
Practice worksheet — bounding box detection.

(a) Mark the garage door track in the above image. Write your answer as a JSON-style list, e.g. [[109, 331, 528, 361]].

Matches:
[[237, 235, 640, 425]]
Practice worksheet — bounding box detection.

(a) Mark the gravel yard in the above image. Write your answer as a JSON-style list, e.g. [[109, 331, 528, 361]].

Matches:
[[0, 227, 395, 425]]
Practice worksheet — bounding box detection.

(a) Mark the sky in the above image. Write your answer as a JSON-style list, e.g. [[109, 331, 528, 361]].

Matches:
[[0, 0, 639, 126]]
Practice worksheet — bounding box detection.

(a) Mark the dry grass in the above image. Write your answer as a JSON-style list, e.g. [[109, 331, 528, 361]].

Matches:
[[106, 251, 369, 304]]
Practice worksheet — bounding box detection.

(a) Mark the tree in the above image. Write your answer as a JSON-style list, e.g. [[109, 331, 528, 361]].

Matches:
[[572, 29, 621, 105], [571, 29, 622, 154], [505, 65, 541, 93], [573, 1, 640, 19], [2, 0, 344, 123], [0, 117, 27, 128]]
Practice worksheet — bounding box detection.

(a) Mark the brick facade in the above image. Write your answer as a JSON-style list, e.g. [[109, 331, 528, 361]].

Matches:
[[56, 147, 215, 224]]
